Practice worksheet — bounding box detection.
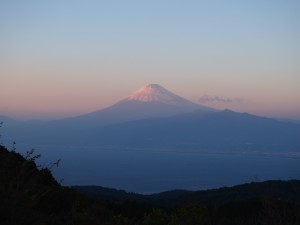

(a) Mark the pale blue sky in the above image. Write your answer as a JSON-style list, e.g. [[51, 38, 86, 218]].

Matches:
[[1, 0, 300, 119]]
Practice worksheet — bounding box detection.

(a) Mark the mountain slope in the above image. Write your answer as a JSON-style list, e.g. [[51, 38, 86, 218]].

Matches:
[[83, 109, 300, 152]]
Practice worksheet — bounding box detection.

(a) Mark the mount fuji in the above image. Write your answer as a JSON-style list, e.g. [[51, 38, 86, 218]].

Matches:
[[52, 84, 215, 128], [2, 84, 215, 143]]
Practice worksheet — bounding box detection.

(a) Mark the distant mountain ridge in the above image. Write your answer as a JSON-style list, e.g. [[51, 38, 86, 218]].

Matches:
[[73, 180, 300, 206]]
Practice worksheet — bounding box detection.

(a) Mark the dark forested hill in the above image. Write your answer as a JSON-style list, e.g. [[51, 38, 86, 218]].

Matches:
[[0, 144, 115, 225], [74, 180, 300, 206]]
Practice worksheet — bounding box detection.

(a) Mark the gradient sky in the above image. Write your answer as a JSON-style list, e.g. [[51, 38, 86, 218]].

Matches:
[[1, 0, 300, 120]]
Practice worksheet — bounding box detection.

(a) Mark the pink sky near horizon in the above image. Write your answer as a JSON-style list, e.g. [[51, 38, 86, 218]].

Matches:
[[1, 70, 300, 120], [1, 1, 300, 120]]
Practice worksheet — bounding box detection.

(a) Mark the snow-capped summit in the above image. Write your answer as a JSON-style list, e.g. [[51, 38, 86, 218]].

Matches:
[[125, 83, 198, 107]]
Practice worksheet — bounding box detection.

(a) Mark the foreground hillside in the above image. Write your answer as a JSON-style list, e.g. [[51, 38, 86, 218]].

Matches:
[[0, 144, 115, 225], [1, 144, 300, 225]]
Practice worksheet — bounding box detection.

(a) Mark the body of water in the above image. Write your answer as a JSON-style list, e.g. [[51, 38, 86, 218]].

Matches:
[[17, 145, 300, 194]]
